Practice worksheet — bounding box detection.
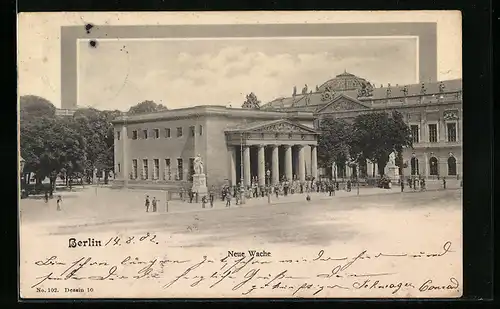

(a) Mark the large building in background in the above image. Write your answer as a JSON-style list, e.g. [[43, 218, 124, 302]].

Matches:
[[260, 72, 463, 180], [111, 106, 319, 190]]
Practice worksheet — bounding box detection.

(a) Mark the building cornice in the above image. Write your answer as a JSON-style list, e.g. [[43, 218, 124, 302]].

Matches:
[[112, 105, 316, 125]]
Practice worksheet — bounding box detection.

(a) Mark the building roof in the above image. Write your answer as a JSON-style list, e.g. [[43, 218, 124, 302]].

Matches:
[[261, 77, 462, 110], [112, 105, 316, 125], [318, 71, 373, 92]]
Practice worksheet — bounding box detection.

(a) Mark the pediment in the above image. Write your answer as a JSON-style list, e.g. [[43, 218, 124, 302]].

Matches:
[[316, 94, 371, 113], [252, 120, 317, 134]]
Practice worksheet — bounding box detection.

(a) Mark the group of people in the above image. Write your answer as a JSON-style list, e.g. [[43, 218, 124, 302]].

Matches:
[[173, 176, 360, 209]]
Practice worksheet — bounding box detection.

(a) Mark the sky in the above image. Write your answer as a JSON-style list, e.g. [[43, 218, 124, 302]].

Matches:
[[77, 37, 418, 111]]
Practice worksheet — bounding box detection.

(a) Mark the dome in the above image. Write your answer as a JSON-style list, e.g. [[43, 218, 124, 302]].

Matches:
[[318, 71, 372, 92]]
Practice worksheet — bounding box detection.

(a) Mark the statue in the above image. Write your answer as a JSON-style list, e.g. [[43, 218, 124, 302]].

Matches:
[[194, 154, 204, 175], [357, 83, 373, 98], [401, 85, 408, 96], [439, 82, 446, 93], [242, 92, 261, 109], [293, 86, 297, 96], [420, 83, 427, 94], [302, 84, 308, 94], [316, 85, 319, 92]]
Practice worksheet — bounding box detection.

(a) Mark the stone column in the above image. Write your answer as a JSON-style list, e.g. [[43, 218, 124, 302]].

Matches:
[[298, 145, 306, 182], [258, 145, 265, 187], [423, 152, 428, 178], [229, 146, 237, 186], [284, 145, 293, 181], [243, 146, 251, 187], [121, 125, 129, 184], [271, 145, 279, 185], [311, 145, 318, 180], [366, 159, 372, 177], [374, 163, 379, 177]]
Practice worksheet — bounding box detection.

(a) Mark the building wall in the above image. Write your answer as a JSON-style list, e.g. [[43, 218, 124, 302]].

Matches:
[[315, 99, 463, 179], [114, 117, 208, 183]]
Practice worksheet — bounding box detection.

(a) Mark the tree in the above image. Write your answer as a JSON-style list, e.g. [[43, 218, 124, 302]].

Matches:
[[128, 100, 167, 115], [351, 111, 412, 177], [20, 95, 56, 122], [72, 108, 121, 183], [20, 115, 86, 193], [317, 118, 353, 177]]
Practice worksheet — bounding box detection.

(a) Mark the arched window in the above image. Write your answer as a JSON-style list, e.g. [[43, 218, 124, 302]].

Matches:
[[411, 157, 419, 175], [429, 157, 439, 176], [448, 156, 457, 176]]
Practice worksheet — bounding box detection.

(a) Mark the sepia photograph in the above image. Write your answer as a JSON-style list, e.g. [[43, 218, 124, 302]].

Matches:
[[18, 11, 462, 298]]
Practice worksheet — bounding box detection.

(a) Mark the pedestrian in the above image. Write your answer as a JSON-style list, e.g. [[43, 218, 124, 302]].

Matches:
[[401, 180, 405, 192], [56, 195, 62, 211], [189, 190, 194, 203], [180, 187, 185, 202], [443, 178, 447, 189], [225, 193, 232, 207], [202, 195, 207, 208], [152, 197, 157, 212], [274, 184, 279, 198], [209, 189, 215, 208], [44, 191, 49, 203], [145, 195, 150, 212], [306, 193, 311, 202]]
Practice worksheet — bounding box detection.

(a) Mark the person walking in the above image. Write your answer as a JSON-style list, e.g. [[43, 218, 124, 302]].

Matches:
[[209, 188, 215, 208], [56, 195, 62, 211], [202, 195, 207, 208], [44, 191, 49, 203], [152, 197, 157, 212], [145, 195, 150, 212], [225, 192, 232, 207]]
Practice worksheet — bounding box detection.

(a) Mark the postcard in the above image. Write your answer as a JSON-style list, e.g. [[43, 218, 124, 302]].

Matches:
[[18, 11, 462, 299]]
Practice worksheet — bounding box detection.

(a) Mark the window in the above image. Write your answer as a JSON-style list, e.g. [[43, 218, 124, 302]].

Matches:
[[428, 124, 438, 143], [190, 126, 195, 137], [143, 129, 148, 139], [447, 123, 457, 142], [411, 157, 419, 175], [132, 130, 138, 140], [177, 158, 183, 180], [165, 128, 171, 138], [164, 158, 171, 180], [154, 129, 160, 139], [132, 159, 138, 179], [448, 156, 457, 176], [177, 127, 183, 137], [199, 125, 203, 136], [410, 125, 419, 143], [142, 159, 149, 180], [116, 131, 121, 140], [429, 157, 439, 176], [153, 159, 159, 180]]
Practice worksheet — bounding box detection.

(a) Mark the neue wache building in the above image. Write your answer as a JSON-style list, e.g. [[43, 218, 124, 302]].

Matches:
[[112, 72, 462, 190]]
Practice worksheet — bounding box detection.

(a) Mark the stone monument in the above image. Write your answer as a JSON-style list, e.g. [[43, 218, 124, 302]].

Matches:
[[192, 154, 208, 196]]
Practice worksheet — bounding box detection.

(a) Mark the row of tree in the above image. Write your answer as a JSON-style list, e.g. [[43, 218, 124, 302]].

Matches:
[[317, 110, 413, 177], [19, 96, 167, 193]]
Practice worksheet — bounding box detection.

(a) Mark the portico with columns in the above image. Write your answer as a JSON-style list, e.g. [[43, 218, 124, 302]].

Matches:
[[225, 119, 319, 187]]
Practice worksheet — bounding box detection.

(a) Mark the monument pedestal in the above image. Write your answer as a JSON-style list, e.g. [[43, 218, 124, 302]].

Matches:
[[192, 174, 208, 196]]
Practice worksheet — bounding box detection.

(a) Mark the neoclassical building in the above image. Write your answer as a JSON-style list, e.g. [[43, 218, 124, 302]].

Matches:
[[112, 107, 319, 190], [260, 72, 463, 180], [112, 72, 462, 191]]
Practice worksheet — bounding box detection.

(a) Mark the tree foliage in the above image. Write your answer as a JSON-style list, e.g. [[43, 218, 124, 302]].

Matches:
[[350, 111, 412, 176], [128, 100, 167, 115], [317, 118, 353, 169], [19, 95, 124, 190], [20, 95, 56, 122]]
